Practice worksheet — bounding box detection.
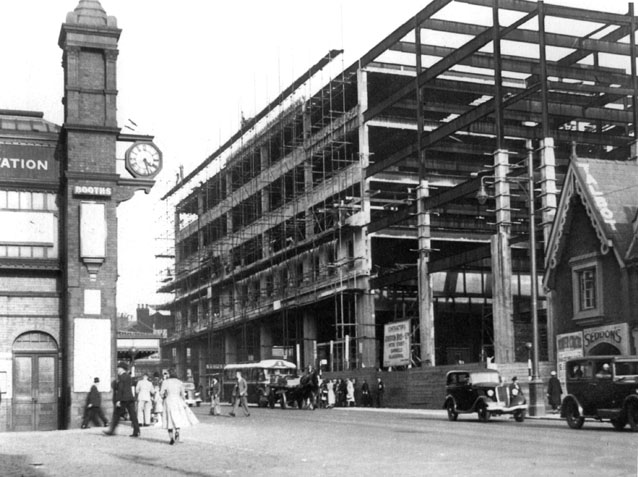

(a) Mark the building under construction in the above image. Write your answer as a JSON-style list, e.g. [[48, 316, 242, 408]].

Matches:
[[158, 0, 638, 385]]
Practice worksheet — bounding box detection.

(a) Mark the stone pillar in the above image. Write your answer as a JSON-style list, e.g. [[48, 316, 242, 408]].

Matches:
[[356, 68, 377, 369], [417, 183, 435, 366], [302, 311, 317, 369], [224, 332, 237, 364], [491, 149, 514, 364], [539, 137, 557, 245], [540, 137, 557, 365], [260, 322, 273, 360]]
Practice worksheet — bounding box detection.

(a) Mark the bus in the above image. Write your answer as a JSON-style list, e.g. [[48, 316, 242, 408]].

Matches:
[[222, 359, 297, 407]]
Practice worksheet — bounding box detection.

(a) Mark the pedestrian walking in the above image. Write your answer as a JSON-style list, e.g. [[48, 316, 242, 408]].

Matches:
[[547, 370, 563, 413], [104, 362, 140, 437], [135, 373, 154, 426], [338, 378, 348, 407], [361, 379, 371, 407], [376, 377, 385, 408], [209, 377, 221, 416], [327, 379, 335, 408], [161, 368, 198, 445], [230, 370, 250, 417], [346, 378, 355, 407], [353, 378, 362, 406], [81, 377, 108, 429], [151, 372, 163, 426]]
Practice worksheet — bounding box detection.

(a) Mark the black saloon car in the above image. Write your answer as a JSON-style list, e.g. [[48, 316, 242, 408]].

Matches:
[[561, 355, 638, 431], [443, 369, 527, 422]]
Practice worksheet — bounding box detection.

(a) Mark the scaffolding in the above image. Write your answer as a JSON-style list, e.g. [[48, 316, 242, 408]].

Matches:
[[156, 0, 638, 376]]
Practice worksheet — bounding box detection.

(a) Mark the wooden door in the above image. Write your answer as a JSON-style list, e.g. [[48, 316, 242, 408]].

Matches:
[[13, 354, 57, 431]]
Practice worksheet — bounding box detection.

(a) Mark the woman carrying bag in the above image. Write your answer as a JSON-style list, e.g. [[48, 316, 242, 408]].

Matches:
[[160, 368, 199, 445]]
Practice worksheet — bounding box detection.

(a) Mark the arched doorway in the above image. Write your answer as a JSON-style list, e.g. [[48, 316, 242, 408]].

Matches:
[[12, 332, 58, 431], [589, 342, 621, 356]]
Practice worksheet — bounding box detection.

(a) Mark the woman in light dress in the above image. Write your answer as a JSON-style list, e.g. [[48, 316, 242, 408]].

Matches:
[[346, 378, 355, 406], [327, 379, 336, 408], [161, 368, 198, 445]]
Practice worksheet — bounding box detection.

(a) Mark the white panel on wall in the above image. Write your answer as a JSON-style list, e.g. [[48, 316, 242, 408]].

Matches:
[[74, 318, 111, 392], [84, 289, 101, 315], [80, 202, 106, 258], [0, 211, 55, 245]]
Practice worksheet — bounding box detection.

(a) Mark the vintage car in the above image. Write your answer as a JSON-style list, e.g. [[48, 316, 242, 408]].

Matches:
[[443, 369, 527, 422], [561, 355, 638, 431], [183, 382, 202, 407]]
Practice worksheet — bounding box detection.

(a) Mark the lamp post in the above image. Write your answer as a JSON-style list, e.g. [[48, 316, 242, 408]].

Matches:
[[525, 140, 544, 417], [475, 139, 544, 416], [525, 341, 532, 380]]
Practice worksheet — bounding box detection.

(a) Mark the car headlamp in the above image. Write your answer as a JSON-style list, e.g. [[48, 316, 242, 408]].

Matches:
[[487, 389, 494, 397]]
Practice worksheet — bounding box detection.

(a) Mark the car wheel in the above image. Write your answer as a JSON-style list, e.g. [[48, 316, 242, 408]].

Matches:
[[611, 418, 626, 431], [627, 402, 638, 432], [477, 402, 491, 422], [564, 401, 584, 429], [446, 400, 458, 421], [514, 410, 525, 423]]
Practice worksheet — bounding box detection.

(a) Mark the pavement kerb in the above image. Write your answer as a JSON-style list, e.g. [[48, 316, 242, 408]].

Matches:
[[328, 406, 562, 420]]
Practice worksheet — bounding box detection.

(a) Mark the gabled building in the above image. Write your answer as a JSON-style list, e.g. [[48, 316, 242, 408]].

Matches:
[[544, 156, 638, 380]]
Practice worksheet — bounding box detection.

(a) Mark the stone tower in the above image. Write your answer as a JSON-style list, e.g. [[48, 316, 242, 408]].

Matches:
[[58, 0, 158, 427]]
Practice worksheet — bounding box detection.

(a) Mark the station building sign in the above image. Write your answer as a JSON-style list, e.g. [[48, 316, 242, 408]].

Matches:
[[0, 143, 58, 182], [383, 319, 411, 368]]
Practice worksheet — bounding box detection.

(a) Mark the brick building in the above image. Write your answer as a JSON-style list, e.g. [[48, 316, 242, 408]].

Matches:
[[545, 156, 638, 383], [0, 0, 160, 431]]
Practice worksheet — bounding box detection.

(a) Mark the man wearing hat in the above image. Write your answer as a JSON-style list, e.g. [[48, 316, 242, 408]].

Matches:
[[104, 361, 140, 437], [546, 370, 563, 413], [81, 377, 108, 429]]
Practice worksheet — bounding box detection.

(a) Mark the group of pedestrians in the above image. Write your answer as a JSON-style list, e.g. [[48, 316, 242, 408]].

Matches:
[[319, 377, 385, 408], [82, 362, 198, 445]]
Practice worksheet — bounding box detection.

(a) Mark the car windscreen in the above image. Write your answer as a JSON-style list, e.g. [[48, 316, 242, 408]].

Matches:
[[470, 372, 500, 384], [615, 361, 638, 378]]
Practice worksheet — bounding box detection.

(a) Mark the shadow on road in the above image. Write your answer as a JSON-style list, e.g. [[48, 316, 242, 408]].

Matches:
[[0, 453, 47, 477]]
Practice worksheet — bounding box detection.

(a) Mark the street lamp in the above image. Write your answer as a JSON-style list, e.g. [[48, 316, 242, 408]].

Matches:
[[474, 140, 544, 416], [476, 177, 490, 205], [525, 342, 532, 380]]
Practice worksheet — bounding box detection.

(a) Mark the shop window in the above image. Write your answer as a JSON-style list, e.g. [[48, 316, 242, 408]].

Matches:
[[570, 254, 603, 323]]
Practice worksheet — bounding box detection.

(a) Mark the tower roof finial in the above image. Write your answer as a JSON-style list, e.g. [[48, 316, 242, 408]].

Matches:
[[66, 0, 117, 27]]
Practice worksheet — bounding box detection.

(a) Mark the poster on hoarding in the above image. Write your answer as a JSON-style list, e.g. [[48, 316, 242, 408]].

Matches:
[[383, 319, 411, 368], [556, 331, 583, 387]]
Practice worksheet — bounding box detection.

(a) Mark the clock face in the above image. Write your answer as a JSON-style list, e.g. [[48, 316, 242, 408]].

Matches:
[[125, 142, 162, 178]]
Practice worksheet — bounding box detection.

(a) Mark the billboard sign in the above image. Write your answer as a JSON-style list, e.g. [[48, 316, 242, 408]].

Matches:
[[383, 319, 411, 368], [556, 331, 583, 386]]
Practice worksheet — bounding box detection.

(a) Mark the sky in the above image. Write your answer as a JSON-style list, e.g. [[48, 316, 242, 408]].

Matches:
[[0, 0, 631, 317]]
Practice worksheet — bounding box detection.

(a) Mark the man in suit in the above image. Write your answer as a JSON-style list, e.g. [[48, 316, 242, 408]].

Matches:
[[230, 370, 250, 417], [104, 362, 140, 437], [81, 377, 108, 428]]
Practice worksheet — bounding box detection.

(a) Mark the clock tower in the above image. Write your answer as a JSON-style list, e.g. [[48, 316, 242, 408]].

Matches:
[[58, 0, 160, 427]]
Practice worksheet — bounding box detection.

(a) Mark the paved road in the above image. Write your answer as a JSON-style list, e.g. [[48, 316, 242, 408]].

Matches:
[[1, 405, 636, 476]]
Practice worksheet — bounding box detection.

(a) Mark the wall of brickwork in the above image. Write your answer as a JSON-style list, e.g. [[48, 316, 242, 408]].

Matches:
[[323, 360, 556, 410]]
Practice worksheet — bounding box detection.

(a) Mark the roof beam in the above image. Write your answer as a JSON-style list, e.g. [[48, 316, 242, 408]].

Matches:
[[364, 9, 537, 123], [457, 0, 632, 26], [421, 18, 632, 57], [390, 42, 632, 86], [359, 0, 454, 68]]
